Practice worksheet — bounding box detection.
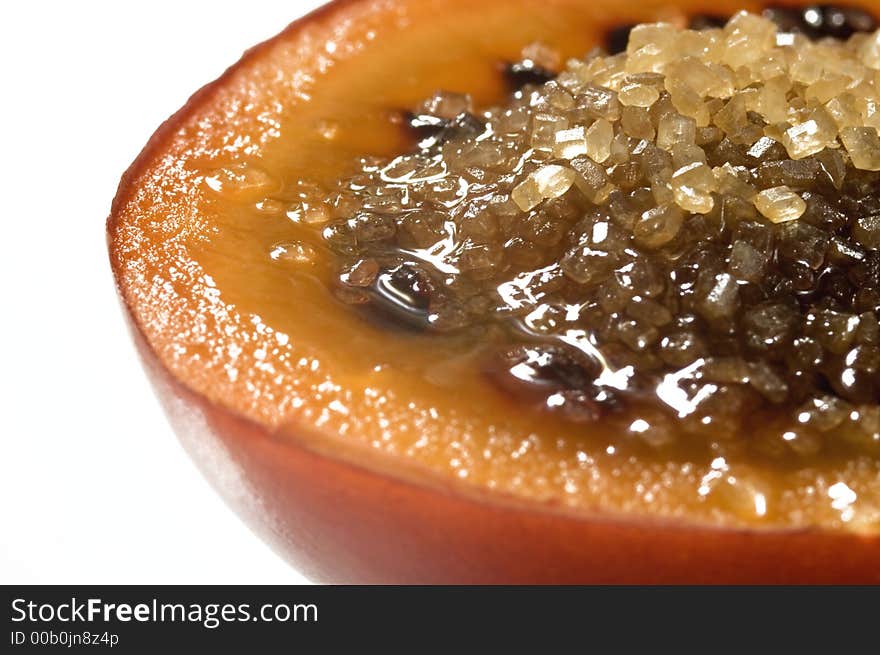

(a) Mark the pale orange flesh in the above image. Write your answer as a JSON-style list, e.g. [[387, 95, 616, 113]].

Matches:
[[110, 0, 879, 531]]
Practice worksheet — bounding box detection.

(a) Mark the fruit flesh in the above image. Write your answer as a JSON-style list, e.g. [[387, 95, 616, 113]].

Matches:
[[109, 0, 879, 533]]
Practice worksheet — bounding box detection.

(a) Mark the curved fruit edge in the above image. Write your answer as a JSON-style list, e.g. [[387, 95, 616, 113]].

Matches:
[[105, 0, 880, 581]]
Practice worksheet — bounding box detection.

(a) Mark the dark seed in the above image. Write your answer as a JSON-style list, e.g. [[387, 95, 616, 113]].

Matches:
[[363, 263, 435, 331], [401, 111, 486, 149], [812, 4, 876, 38], [402, 111, 449, 139], [493, 344, 596, 390], [486, 344, 618, 422], [604, 24, 635, 55], [503, 61, 556, 90], [763, 4, 877, 39], [763, 5, 814, 34], [688, 14, 729, 30]]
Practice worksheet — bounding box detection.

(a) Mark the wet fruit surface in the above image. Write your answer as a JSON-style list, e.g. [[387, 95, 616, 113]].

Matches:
[[110, 0, 880, 534], [319, 10, 880, 478]]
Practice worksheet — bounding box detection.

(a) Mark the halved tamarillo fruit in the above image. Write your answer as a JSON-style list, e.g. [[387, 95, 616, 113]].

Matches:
[[108, 0, 880, 582]]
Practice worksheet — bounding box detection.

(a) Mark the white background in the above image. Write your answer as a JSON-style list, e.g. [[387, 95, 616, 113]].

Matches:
[[0, 1, 326, 583]]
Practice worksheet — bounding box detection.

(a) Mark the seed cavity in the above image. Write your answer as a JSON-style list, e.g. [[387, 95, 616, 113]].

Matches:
[[295, 9, 880, 454]]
